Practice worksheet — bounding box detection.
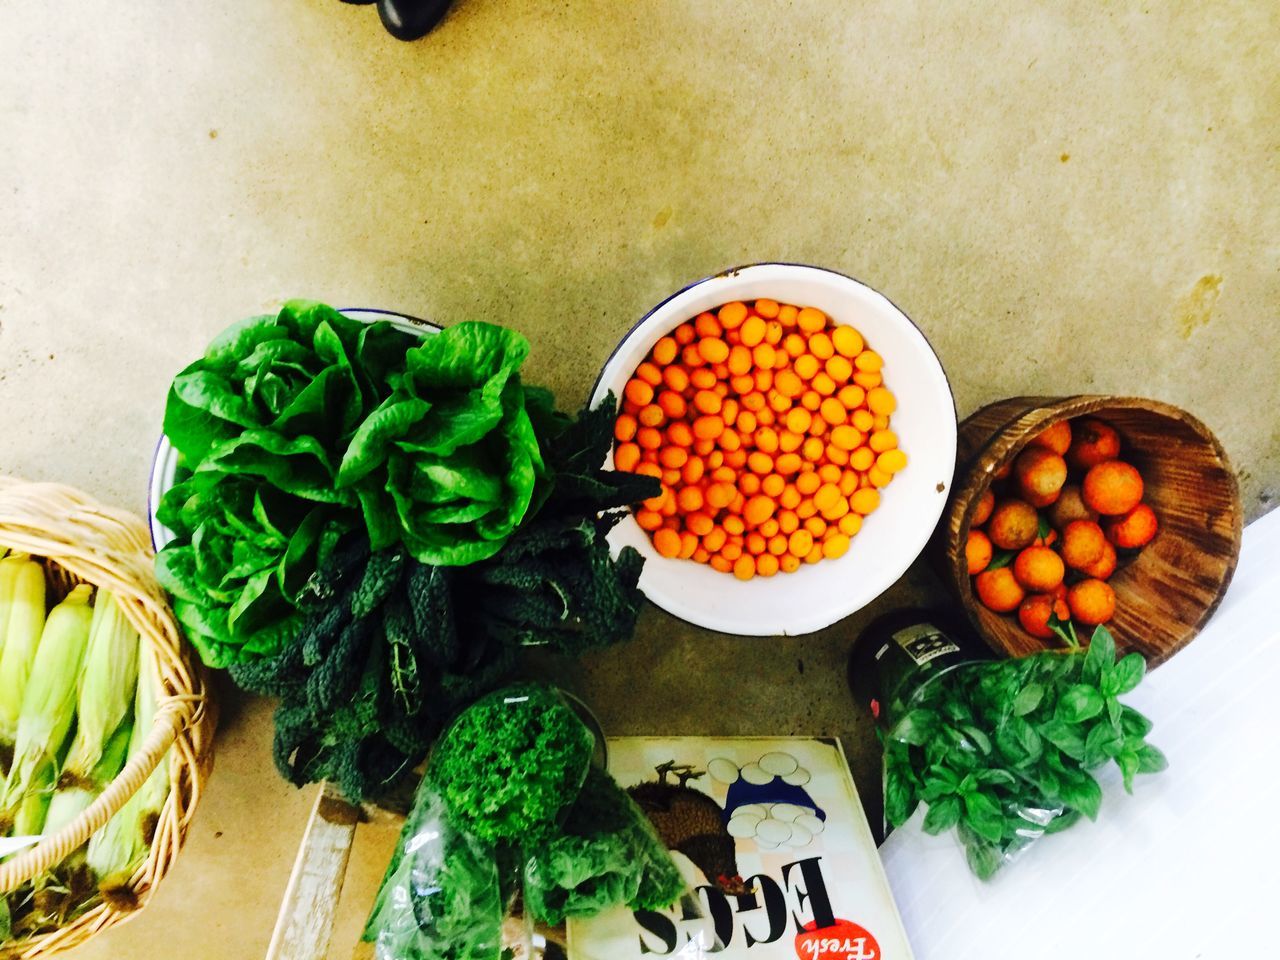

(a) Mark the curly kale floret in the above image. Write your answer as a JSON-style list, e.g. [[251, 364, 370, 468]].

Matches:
[[429, 683, 595, 844], [523, 766, 686, 925]]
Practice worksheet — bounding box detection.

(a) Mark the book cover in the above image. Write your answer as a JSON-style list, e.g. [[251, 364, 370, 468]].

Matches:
[[566, 736, 914, 960]]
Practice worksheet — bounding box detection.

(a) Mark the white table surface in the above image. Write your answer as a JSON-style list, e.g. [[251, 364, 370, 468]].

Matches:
[[880, 506, 1280, 960]]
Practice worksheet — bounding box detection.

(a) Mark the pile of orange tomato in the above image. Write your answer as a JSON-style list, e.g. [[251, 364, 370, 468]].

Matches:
[[966, 416, 1158, 638]]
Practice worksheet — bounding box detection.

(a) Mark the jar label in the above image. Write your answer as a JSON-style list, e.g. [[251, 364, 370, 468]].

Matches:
[[890, 623, 958, 666]]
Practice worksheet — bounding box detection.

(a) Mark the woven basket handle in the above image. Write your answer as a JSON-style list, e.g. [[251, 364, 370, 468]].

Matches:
[[0, 698, 191, 894]]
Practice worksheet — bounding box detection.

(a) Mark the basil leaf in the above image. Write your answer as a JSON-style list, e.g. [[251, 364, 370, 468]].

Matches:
[[962, 791, 1006, 844], [1107, 695, 1123, 730], [1106, 653, 1147, 696], [920, 776, 955, 803], [884, 764, 918, 828], [1136, 743, 1169, 774], [1012, 682, 1045, 717], [891, 709, 939, 746], [923, 798, 962, 835], [964, 836, 1004, 881], [1082, 625, 1116, 684], [961, 725, 993, 755], [1057, 684, 1105, 723], [1057, 774, 1103, 820], [1084, 723, 1125, 768], [1116, 749, 1140, 793], [1120, 704, 1155, 738], [1039, 720, 1087, 761], [976, 769, 1017, 787], [996, 716, 1043, 765], [1043, 808, 1081, 834]]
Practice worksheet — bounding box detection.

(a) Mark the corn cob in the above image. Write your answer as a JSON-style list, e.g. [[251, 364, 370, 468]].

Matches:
[[61, 591, 140, 788], [86, 638, 170, 908], [0, 584, 94, 835], [43, 719, 134, 838], [0, 555, 47, 761], [30, 721, 134, 929]]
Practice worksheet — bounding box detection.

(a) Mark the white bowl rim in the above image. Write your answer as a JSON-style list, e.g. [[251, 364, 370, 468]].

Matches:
[[588, 262, 958, 637], [147, 307, 441, 551]]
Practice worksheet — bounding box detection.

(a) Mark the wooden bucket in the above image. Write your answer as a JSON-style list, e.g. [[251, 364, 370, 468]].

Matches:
[[936, 396, 1242, 665]]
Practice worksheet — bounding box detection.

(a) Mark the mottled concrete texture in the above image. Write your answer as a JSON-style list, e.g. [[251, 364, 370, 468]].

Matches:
[[1, 1, 1277, 957]]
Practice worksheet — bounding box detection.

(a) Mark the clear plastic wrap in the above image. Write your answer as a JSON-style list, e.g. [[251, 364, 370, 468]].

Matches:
[[862, 619, 1163, 880], [365, 783, 505, 960], [523, 766, 686, 926], [364, 683, 716, 959]]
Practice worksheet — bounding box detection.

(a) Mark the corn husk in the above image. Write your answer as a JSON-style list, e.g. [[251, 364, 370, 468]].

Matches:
[[86, 638, 169, 908], [0, 555, 48, 760], [61, 591, 139, 788], [0, 584, 94, 834]]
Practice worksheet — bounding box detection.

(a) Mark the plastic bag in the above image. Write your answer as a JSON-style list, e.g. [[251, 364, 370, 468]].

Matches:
[[523, 766, 686, 925], [365, 683, 715, 959], [364, 782, 505, 960], [873, 623, 1167, 881]]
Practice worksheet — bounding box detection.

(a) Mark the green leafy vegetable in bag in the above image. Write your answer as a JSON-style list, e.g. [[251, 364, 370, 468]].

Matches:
[[428, 683, 594, 844], [363, 782, 505, 960], [364, 684, 686, 958], [523, 766, 685, 924], [883, 626, 1165, 879]]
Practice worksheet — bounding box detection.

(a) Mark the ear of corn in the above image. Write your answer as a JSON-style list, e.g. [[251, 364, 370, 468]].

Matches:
[[0, 556, 48, 755], [30, 720, 134, 929], [61, 591, 140, 788], [44, 719, 134, 839], [86, 637, 169, 905], [0, 584, 94, 834], [0, 548, 17, 644]]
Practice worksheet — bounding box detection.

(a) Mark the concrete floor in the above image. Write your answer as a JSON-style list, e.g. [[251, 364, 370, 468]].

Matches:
[[1, 1, 1277, 957]]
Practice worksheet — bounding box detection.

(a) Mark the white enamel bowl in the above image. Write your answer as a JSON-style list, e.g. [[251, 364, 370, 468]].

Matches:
[[590, 263, 957, 637], [147, 308, 439, 550]]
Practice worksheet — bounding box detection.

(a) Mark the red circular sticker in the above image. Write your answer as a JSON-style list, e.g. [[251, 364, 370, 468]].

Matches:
[[795, 918, 882, 960]]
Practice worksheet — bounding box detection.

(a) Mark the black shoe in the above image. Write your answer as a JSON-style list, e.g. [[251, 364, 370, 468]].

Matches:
[[378, 0, 455, 41]]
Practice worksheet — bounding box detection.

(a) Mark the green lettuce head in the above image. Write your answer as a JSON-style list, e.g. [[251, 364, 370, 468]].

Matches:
[[336, 322, 557, 565], [163, 300, 417, 501], [155, 304, 559, 664], [155, 473, 355, 667]]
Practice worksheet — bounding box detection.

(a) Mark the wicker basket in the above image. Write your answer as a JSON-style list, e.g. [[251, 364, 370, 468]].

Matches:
[[0, 477, 214, 957]]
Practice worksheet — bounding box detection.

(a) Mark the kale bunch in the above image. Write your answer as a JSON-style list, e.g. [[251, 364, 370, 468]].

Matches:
[[453, 396, 656, 656], [428, 683, 595, 844], [231, 396, 658, 804], [228, 537, 509, 802]]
